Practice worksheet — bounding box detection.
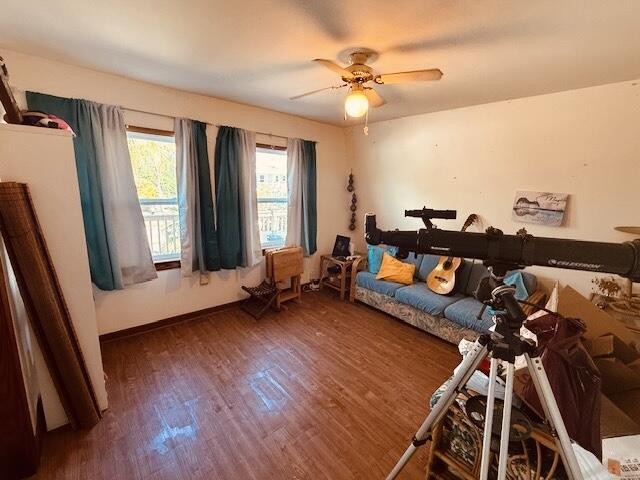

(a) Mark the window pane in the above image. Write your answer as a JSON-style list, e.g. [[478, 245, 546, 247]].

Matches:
[[256, 148, 287, 248], [127, 131, 180, 262]]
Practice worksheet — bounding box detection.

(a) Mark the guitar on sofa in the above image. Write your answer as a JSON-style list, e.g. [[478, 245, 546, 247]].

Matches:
[[426, 214, 478, 295]]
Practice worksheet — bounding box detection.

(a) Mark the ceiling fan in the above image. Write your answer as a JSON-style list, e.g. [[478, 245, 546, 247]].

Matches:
[[290, 48, 443, 119]]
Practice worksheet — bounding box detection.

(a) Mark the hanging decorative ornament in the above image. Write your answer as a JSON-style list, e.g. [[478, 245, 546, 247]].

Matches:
[[348, 171, 357, 230]]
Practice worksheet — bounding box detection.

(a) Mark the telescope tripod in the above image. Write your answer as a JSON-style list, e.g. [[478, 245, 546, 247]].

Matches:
[[386, 266, 584, 480]]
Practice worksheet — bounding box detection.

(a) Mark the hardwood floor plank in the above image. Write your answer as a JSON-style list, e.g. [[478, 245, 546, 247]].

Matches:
[[29, 291, 460, 479]]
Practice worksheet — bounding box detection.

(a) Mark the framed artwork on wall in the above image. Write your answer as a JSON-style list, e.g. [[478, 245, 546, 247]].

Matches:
[[512, 191, 568, 227]]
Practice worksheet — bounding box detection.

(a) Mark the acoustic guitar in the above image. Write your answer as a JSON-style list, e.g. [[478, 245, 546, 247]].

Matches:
[[427, 214, 478, 295]]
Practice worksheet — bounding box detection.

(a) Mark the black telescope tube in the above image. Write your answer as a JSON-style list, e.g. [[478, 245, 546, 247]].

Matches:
[[364, 213, 640, 282], [405, 208, 457, 220]]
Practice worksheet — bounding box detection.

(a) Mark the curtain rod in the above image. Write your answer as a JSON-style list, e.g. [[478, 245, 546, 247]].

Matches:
[[16, 87, 293, 142], [122, 106, 290, 141]]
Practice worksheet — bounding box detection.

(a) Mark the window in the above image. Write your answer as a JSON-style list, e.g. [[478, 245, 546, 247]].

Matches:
[[126, 127, 180, 263], [256, 146, 287, 248]]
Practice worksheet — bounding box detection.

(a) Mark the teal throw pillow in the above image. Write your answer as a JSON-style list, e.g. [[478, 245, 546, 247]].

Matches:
[[367, 245, 399, 274]]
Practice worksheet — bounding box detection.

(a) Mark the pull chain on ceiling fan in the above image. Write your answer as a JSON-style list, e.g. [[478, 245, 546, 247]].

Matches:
[[290, 48, 443, 123]]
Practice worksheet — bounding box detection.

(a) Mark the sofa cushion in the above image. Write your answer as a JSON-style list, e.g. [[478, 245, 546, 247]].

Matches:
[[460, 261, 490, 296], [356, 271, 405, 297], [367, 245, 399, 274], [417, 254, 441, 281], [444, 297, 495, 332], [395, 283, 465, 316], [401, 253, 424, 274], [458, 262, 538, 297]]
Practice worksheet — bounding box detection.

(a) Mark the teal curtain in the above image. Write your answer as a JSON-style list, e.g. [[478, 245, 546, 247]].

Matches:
[[26, 91, 116, 290], [193, 121, 221, 271], [214, 126, 244, 269], [301, 140, 317, 255]]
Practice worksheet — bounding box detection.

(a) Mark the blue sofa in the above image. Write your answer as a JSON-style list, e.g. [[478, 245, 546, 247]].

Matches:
[[350, 253, 539, 345]]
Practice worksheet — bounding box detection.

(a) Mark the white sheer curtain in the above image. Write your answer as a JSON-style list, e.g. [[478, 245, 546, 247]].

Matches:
[[286, 138, 304, 249], [89, 102, 157, 287], [175, 119, 201, 277], [238, 129, 262, 267]]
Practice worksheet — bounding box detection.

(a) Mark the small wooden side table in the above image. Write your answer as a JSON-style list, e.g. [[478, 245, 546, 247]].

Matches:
[[319, 254, 362, 301]]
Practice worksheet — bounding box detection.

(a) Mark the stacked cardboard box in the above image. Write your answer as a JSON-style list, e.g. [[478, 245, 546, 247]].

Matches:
[[555, 286, 640, 476], [512, 285, 640, 475], [556, 286, 640, 437]]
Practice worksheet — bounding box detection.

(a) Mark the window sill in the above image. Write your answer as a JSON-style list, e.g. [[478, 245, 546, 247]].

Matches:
[[155, 260, 181, 271]]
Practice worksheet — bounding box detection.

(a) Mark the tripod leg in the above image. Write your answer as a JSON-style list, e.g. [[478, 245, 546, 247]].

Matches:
[[479, 358, 499, 480], [386, 338, 489, 480], [524, 354, 584, 480], [496, 362, 515, 480]]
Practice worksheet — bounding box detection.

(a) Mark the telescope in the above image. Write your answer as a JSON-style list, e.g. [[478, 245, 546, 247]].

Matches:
[[374, 209, 640, 480], [365, 209, 640, 282]]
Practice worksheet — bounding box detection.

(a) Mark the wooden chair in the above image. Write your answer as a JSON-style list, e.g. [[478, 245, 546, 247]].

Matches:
[[241, 246, 303, 319], [240, 281, 279, 319]]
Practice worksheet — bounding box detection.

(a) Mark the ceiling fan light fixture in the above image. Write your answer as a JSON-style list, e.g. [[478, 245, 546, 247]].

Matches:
[[300, 50, 442, 121], [344, 88, 369, 118]]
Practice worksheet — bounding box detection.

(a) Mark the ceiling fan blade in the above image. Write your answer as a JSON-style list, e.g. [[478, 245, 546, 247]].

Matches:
[[312, 59, 354, 78], [290, 84, 346, 100], [364, 88, 386, 108], [375, 69, 443, 85]]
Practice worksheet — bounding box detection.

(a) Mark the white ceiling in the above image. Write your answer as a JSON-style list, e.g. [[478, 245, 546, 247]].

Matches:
[[1, 1, 640, 126]]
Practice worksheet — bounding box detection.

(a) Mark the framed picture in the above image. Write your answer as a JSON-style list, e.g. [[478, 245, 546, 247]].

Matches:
[[512, 191, 568, 227], [332, 235, 351, 257]]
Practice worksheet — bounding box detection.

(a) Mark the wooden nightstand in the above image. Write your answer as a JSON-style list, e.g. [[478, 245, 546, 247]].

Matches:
[[319, 254, 363, 301]]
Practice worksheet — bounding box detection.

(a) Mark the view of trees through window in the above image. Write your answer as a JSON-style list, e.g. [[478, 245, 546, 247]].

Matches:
[[256, 147, 287, 248], [127, 130, 180, 262], [128, 134, 288, 261]]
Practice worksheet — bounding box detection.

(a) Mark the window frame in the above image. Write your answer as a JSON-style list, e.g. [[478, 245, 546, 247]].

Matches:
[[255, 143, 288, 250], [126, 125, 181, 271]]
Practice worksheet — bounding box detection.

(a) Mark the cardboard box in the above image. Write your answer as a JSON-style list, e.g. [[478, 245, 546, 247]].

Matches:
[[514, 287, 640, 440], [595, 357, 640, 395], [585, 334, 640, 364], [629, 359, 640, 376], [608, 389, 640, 429], [557, 286, 636, 345], [601, 394, 640, 439]]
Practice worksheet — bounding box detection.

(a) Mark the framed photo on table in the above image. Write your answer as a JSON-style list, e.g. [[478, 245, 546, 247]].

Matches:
[[331, 235, 351, 257]]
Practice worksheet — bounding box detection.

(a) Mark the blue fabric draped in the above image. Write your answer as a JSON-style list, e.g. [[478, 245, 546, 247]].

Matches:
[[193, 121, 221, 271], [214, 126, 244, 269], [26, 91, 116, 290], [301, 140, 317, 255]]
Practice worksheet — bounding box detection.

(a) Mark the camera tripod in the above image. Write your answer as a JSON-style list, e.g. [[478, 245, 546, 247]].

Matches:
[[386, 264, 584, 480]]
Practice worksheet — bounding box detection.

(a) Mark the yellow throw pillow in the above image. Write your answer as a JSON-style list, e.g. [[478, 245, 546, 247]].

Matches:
[[376, 252, 416, 285]]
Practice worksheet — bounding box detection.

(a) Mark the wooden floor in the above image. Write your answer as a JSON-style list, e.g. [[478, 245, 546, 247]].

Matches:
[[31, 291, 459, 480]]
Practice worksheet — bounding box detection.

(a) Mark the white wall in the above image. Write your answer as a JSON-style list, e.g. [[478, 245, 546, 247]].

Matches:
[[347, 80, 640, 297], [2, 49, 351, 335]]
